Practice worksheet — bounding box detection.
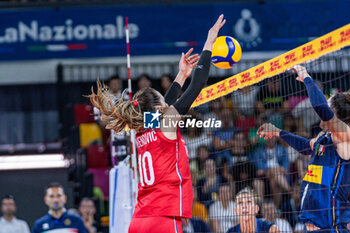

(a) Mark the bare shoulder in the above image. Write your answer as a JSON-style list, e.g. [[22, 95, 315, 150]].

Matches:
[[326, 116, 350, 144], [161, 105, 180, 140], [163, 105, 181, 121], [333, 140, 350, 160]]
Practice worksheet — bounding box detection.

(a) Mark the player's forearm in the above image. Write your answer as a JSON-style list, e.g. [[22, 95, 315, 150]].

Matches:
[[173, 50, 211, 115], [164, 71, 187, 105], [279, 130, 312, 155], [164, 82, 182, 105], [174, 71, 186, 87], [304, 77, 334, 121], [202, 33, 216, 51]]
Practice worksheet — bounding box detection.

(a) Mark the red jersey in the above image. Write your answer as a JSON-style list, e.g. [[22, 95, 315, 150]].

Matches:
[[133, 128, 192, 218]]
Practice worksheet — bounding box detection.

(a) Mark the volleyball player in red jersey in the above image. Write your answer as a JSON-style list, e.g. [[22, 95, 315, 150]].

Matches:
[[89, 15, 226, 233]]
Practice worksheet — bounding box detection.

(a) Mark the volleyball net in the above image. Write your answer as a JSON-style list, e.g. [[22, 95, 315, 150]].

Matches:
[[183, 24, 350, 232]]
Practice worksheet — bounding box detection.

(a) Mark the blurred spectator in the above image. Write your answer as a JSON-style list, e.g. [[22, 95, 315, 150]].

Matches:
[[107, 75, 124, 100], [32, 182, 87, 233], [248, 114, 268, 148], [213, 109, 237, 166], [202, 97, 225, 121], [68, 208, 79, 215], [292, 80, 322, 137], [137, 74, 152, 90], [192, 187, 208, 223], [182, 217, 211, 233], [256, 78, 288, 131], [227, 188, 279, 233], [261, 199, 293, 233], [231, 131, 251, 165], [250, 137, 290, 208], [209, 184, 237, 233], [282, 114, 297, 134], [183, 117, 212, 160], [294, 223, 307, 233], [0, 195, 30, 233], [160, 74, 173, 95], [280, 183, 302, 229], [202, 97, 225, 133], [279, 114, 300, 163], [231, 85, 259, 117], [220, 158, 235, 193], [279, 114, 300, 184], [197, 159, 222, 207], [256, 78, 288, 114], [231, 131, 259, 196], [194, 145, 212, 180], [295, 154, 311, 181], [79, 198, 101, 233], [191, 168, 198, 188], [235, 113, 255, 138]]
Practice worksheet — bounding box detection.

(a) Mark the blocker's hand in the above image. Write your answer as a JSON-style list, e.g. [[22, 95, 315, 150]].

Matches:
[[179, 48, 200, 78], [291, 65, 310, 83], [257, 123, 281, 140], [203, 14, 226, 51]]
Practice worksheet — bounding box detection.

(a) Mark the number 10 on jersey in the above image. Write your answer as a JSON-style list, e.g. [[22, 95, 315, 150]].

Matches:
[[138, 151, 155, 186]]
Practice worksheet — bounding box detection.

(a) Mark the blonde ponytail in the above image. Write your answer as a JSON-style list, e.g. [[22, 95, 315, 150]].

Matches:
[[89, 80, 143, 132]]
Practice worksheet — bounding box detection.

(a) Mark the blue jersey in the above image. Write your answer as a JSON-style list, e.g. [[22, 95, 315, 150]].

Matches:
[[300, 132, 350, 230], [32, 211, 87, 233], [226, 219, 274, 233]]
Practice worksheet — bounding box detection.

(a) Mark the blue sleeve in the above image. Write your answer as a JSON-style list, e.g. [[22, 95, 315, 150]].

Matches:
[[203, 222, 211, 233], [259, 220, 275, 231], [252, 147, 267, 170], [77, 217, 88, 233], [213, 130, 220, 138], [197, 179, 206, 202], [279, 130, 312, 155], [268, 222, 275, 231], [227, 225, 239, 233], [192, 219, 211, 233], [278, 146, 289, 170], [31, 222, 39, 233], [304, 77, 334, 121]]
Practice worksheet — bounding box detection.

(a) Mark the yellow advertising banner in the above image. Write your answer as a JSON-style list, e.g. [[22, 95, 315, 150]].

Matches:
[[191, 24, 350, 108]]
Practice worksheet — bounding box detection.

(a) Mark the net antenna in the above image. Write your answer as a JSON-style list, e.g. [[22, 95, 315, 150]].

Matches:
[[125, 17, 139, 210]]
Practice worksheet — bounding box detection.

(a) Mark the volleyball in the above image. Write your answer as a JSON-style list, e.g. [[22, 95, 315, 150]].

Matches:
[[211, 36, 242, 69]]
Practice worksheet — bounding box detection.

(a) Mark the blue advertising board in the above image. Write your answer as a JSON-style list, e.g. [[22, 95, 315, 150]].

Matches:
[[0, 1, 348, 61]]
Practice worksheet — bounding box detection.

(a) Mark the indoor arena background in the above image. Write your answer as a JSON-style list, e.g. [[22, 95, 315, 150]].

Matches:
[[0, 1, 349, 233]]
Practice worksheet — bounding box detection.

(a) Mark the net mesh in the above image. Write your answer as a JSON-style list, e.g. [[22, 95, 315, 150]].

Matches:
[[184, 48, 350, 233]]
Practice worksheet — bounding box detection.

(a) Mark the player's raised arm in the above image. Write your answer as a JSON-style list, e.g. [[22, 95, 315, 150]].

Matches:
[[257, 122, 312, 155], [293, 65, 350, 159], [164, 48, 199, 105], [171, 14, 225, 116], [161, 14, 225, 138]]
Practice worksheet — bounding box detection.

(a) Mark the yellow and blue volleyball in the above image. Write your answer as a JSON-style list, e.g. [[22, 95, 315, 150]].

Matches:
[[211, 36, 242, 69]]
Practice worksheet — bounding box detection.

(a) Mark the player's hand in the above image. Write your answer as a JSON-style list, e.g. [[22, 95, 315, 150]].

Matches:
[[257, 123, 281, 140], [291, 65, 310, 83], [203, 14, 226, 51], [179, 48, 200, 78]]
